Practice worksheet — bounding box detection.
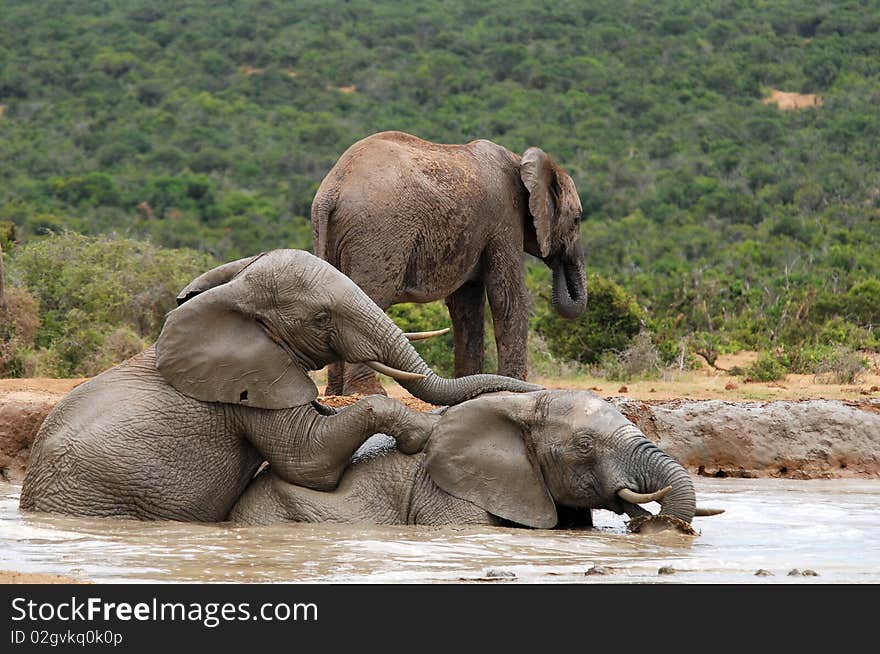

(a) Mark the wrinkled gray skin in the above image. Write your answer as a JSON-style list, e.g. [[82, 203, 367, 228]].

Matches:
[[312, 131, 587, 396], [20, 250, 539, 521], [230, 390, 698, 531]]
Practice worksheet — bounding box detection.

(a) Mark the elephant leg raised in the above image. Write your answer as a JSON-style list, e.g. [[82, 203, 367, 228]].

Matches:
[[445, 279, 486, 377], [244, 396, 438, 491]]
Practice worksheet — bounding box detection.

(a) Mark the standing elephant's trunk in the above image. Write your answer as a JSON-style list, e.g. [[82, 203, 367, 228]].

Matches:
[[550, 242, 587, 320]]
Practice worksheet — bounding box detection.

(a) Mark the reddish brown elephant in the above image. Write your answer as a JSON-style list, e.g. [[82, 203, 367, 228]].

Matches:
[[312, 131, 587, 396]]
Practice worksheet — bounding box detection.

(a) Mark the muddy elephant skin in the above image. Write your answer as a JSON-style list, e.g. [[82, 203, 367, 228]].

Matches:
[[312, 131, 587, 395], [19, 250, 539, 521], [231, 390, 710, 531]]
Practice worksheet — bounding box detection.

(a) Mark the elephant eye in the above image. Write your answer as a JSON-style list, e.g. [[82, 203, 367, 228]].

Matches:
[[574, 431, 595, 454]]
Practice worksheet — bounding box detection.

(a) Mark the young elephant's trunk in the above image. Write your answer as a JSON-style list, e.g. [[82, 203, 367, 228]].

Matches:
[[391, 334, 540, 406], [618, 427, 696, 523], [351, 300, 542, 406]]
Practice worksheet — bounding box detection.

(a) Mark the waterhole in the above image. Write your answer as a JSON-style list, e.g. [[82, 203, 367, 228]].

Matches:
[[1, 478, 877, 583]]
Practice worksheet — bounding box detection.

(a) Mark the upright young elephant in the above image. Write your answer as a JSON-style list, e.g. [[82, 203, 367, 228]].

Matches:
[[231, 390, 722, 533], [20, 250, 540, 521], [312, 131, 587, 395]]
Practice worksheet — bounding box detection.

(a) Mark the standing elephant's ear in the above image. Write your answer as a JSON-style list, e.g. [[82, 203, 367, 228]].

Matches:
[[425, 393, 557, 528], [156, 276, 318, 410], [520, 147, 556, 258], [520, 148, 582, 258]]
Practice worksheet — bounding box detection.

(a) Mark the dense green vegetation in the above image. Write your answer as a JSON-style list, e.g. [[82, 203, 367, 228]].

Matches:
[[1, 233, 213, 377], [1, 0, 879, 378]]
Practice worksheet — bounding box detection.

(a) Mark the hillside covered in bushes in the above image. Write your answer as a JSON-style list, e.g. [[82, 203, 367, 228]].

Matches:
[[1, 0, 878, 378]]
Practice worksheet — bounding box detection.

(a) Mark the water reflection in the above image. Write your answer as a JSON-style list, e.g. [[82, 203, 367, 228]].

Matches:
[[1, 478, 878, 583]]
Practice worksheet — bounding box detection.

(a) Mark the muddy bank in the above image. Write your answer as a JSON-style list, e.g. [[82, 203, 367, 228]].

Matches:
[[0, 391, 61, 482], [1, 386, 878, 481], [613, 398, 880, 479]]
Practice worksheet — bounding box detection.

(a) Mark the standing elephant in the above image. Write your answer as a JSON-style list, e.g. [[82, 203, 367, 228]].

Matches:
[[312, 131, 587, 396], [231, 390, 722, 533], [20, 249, 539, 521]]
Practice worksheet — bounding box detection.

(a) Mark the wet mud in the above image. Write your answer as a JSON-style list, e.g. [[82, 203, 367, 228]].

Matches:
[[2, 478, 878, 583]]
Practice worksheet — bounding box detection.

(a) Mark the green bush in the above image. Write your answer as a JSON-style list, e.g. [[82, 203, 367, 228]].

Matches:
[[744, 351, 789, 382], [0, 287, 41, 377], [5, 232, 216, 377], [386, 301, 454, 377], [531, 272, 645, 365]]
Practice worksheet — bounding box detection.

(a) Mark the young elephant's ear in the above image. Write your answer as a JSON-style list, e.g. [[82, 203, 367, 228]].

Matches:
[[175, 254, 265, 305], [155, 281, 317, 410], [425, 393, 557, 529]]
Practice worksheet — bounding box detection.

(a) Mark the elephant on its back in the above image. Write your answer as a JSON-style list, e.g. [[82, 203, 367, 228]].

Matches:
[[312, 131, 587, 396]]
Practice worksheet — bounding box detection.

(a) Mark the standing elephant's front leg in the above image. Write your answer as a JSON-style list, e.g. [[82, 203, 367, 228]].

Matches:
[[445, 279, 486, 377], [485, 250, 529, 380], [241, 397, 439, 491]]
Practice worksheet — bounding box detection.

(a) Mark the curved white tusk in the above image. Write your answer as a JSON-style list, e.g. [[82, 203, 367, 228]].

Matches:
[[404, 328, 451, 341], [365, 361, 427, 381], [617, 485, 673, 505], [694, 507, 725, 517]]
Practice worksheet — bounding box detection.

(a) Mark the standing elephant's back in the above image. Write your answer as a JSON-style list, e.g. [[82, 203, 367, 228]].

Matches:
[[312, 131, 522, 305], [19, 347, 261, 521]]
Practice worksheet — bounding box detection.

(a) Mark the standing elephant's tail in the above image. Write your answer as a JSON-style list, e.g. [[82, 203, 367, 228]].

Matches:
[[310, 185, 339, 264]]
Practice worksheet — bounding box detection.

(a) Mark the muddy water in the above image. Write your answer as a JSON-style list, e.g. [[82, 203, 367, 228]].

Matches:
[[1, 478, 878, 584]]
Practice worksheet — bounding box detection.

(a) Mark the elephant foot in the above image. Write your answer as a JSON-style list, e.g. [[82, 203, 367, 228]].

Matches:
[[342, 377, 387, 397], [394, 410, 441, 455], [628, 514, 698, 536], [324, 381, 344, 396]]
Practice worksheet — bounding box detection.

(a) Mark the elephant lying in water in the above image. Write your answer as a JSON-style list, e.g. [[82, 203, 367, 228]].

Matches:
[[230, 390, 721, 533], [20, 250, 539, 521]]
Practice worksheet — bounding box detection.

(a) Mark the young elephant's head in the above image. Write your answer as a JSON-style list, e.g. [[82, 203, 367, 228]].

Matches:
[[425, 390, 720, 533], [156, 249, 540, 409]]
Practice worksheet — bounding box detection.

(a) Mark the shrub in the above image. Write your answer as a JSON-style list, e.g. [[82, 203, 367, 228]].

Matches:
[[0, 287, 41, 376], [814, 346, 868, 385], [78, 326, 148, 377], [527, 332, 584, 379], [786, 343, 836, 374], [21, 348, 66, 378], [593, 331, 663, 382], [7, 232, 216, 377], [744, 351, 789, 382], [532, 272, 645, 365]]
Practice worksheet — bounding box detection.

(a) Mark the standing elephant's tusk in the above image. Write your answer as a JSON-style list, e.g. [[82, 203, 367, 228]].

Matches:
[[403, 328, 451, 341], [694, 507, 725, 517], [365, 361, 428, 381], [617, 485, 673, 505]]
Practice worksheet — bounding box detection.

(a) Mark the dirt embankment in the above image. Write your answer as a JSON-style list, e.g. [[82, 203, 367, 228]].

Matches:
[[2, 372, 879, 482]]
